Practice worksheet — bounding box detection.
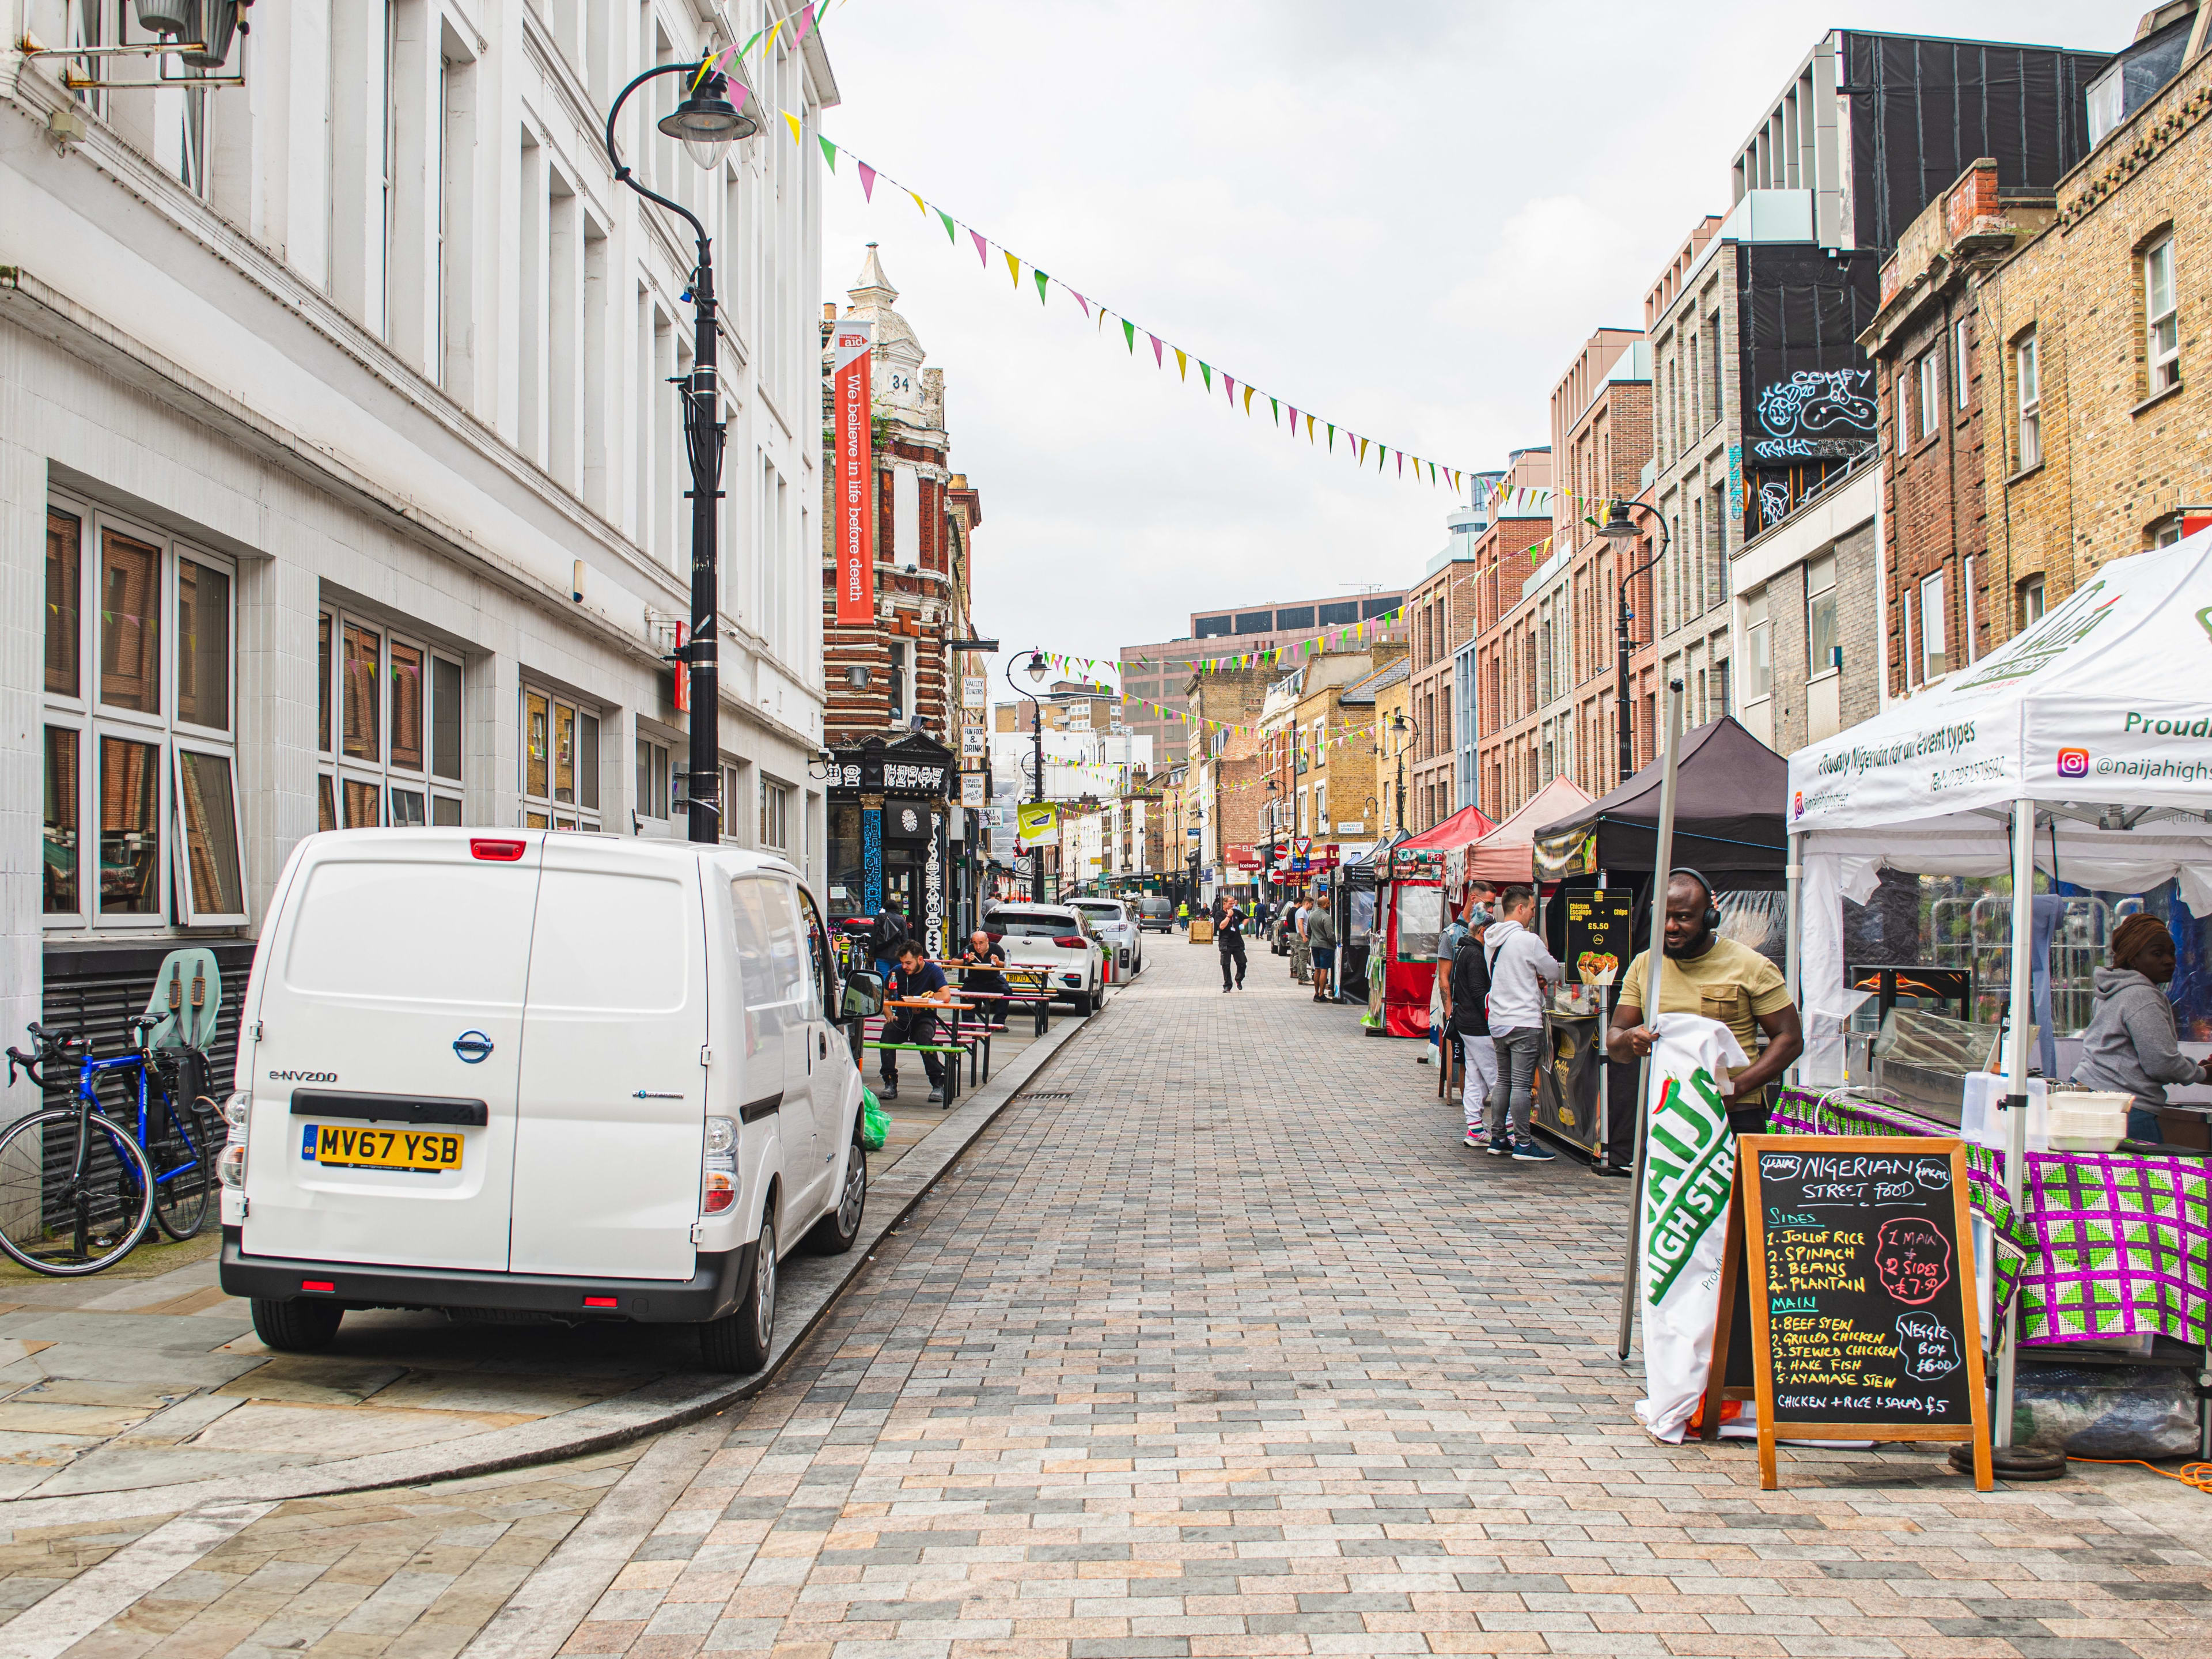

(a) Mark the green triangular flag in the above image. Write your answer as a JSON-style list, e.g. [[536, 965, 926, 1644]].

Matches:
[[818, 136, 837, 171], [1326, 423, 1335, 451], [1122, 319, 1137, 352], [938, 209, 956, 243], [1033, 268, 1049, 304], [1199, 362, 1213, 391], [1269, 397, 1279, 425]]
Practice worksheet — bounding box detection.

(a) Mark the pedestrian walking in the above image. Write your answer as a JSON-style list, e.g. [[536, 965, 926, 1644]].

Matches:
[[1176, 899, 1190, 931], [1483, 885, 1563, 1162], [1217, 897, 1249, 991], [1290, 897, 1313, 984], [868, 899, 910, 986], [1307, 896, 1338, 1001], [1440, 886, 1499, 1146], [879, 939, 953, 1104]]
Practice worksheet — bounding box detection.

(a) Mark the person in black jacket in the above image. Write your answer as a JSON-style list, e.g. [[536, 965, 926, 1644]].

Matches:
[[1217, 899, 1249, 992], [1440, 886, 1499, 1147], [869, 902, 909, 983]]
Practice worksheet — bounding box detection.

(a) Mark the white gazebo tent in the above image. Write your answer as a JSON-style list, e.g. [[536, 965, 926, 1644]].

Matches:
[[1787, 534, 2212, 1461]]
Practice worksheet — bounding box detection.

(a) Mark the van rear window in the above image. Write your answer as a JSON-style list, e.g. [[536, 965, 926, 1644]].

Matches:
[[283, 859, 537, 1005], [991, 912, 1075, 937]]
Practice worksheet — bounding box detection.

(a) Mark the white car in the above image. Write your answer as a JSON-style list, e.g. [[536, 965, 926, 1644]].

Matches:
[[219, 830, 884, 1374], [985, 903, 1107, 1014], [1070, 898, 1143, 979]]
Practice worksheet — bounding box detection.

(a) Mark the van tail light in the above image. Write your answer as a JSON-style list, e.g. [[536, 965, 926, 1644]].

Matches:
[[302, 1281, 335, 1293], [1052, 935, 1085, 948], [702, 1116, 737, 1215], [218, 1090, 249, 1191], [584, 1296, 619, 1309], [471, 838, 528, 861]]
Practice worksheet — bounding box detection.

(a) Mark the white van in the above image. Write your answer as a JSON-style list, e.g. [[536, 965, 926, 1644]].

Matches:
[[217, 830, 884, 1373]]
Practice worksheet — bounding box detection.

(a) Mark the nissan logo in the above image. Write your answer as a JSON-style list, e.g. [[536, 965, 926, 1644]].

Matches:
[[452, 1031, 495, 1065]]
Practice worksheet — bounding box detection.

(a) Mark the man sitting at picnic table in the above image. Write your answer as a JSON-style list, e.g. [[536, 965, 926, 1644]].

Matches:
[[958, 929, 1010, 1031], [880, 938, 955, 1104]]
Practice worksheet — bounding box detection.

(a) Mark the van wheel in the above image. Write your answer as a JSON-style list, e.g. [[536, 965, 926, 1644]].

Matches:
[[700, 1212, 776, 1373], [252, 1298, 343, 1353], [805, 1124, 866, 1256]]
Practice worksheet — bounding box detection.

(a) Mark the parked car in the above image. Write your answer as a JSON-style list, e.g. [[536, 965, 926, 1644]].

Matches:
[[1070, 898, 1143, 978], [1137, 895, 1175, 933], [218, 830, 884, 1374], [983, 903, 1107, 1014]]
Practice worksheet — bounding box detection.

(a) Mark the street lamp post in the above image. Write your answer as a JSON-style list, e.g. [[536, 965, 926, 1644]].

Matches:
[[1006, 649, 1050, 901], [1264, 778, 1281, 904], [603, 59, 757, 844], [1599, 499, 1671, 786], [1389, 713, 1418, 832]]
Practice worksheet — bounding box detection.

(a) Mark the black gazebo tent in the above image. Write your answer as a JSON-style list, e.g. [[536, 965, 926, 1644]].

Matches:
[[1532, 715, 1789, 889]]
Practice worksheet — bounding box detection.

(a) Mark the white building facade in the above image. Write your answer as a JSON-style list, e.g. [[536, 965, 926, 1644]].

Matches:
[[1, 0, 835, 1041]]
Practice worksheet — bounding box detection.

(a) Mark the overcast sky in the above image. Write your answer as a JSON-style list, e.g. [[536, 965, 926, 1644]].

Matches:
[[813, 0, 2139, 683]]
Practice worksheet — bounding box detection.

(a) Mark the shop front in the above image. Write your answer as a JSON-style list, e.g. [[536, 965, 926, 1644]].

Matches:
[[827, 733, 958, 955]]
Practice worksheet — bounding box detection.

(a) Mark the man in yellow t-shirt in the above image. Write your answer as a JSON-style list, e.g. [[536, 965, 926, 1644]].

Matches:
[[1607, 869, 1803, 1135]]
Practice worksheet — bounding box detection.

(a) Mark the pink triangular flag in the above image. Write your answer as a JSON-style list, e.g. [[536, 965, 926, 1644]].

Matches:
[[1070, 290, 1089, 316], [1223, 373, 1235, 402], [790, 3, 815, 44], [1397, 452, 1404, 478], [857, 161, 876, 200], [1150, 334, 1164, 368], [971, 229, 988, 264], [1287, 406, 1298, 434]]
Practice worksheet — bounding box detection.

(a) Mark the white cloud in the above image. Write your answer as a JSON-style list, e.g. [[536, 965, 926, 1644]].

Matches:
[[816, 0, 2137, 677]]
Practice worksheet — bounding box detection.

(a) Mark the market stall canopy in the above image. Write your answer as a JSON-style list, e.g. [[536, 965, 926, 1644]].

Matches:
[[1470, 778, 1594, 885], [1789, 535, 2212, 899], [1395, 804, 1497, 852], [1533, 717, 1787, 884]]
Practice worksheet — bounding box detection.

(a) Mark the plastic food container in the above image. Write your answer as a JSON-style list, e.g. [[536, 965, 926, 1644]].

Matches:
[[2046, 1088, 2132, 1153]]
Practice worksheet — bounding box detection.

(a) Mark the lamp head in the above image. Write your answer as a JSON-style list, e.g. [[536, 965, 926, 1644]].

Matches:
[[1023, 652, 1048, 687], [660, 71, 757, 171], [1599, 499, 1640, 541]]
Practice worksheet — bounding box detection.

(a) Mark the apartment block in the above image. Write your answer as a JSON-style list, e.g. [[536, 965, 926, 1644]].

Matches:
[[1404, 500, 1488, 831]]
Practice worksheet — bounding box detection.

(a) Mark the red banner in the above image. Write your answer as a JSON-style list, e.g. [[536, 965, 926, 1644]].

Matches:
[[832, 318, 875, 624]]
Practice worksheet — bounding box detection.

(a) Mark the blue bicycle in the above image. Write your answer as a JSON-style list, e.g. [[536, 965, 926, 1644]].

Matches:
[[0, 1020, 218, 1275]]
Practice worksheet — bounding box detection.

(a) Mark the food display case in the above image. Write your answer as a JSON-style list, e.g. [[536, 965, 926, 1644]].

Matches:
[[1529, 891, 1634, 1158]]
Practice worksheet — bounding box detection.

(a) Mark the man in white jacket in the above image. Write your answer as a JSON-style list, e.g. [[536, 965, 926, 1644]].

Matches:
[[1483, 885, 1564, 1161]]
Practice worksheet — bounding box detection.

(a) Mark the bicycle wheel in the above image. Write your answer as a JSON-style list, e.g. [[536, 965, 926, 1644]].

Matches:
[[0, 1109, 156, 1275], [148, 1092, 215, 1243]]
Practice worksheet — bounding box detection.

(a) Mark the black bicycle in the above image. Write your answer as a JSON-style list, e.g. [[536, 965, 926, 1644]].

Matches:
[[0, 1020, 219, 1275]]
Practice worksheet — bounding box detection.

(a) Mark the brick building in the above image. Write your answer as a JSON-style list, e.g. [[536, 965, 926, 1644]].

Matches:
[[1405, 503, 1486, 831], [1465, 449, 1558, 821], [1974, 9, 2212, 628], [1372, 662, 1414, 834], [1184, 664, 1271, 896], [1119, 591, 1407, 765], [1253, 650, 1395, 885]]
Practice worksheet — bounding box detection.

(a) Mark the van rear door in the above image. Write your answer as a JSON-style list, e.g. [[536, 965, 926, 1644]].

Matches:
[[244, 834, 539, 1272], [509, 838, 707, 1280]]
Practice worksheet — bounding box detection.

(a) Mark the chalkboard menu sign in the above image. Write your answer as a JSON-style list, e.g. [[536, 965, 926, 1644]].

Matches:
[[1564, 890, 1634, 986], [1706, 1135, 1991, 1490]]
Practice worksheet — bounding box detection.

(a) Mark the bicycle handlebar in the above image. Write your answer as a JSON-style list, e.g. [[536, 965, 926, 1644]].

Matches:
[[7, 1023, 84, 1088]]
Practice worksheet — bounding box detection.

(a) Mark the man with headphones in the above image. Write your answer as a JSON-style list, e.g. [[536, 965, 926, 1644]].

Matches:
[[1605, 869, 1804, 1149]]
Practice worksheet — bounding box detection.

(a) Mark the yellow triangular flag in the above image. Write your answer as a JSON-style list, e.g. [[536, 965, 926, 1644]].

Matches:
[[1005, 249, 1021, 286], [1175, 349, 1187, 381], [910, 190, 927, 214], [762, 17, 783, 52], [783, 111, 803, 145], [1243, 387, 1255, 414]]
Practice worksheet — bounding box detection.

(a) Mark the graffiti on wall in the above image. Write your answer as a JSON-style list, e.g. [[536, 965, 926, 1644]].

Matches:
[[1751, 368, 1877, 460]]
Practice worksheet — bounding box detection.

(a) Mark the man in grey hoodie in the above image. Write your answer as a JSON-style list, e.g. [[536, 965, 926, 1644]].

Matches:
[[1483, 885, 1565, 1161], [2071, 911, 2211, 1143]]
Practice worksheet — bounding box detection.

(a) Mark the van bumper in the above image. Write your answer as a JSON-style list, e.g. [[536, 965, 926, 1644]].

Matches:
[[219, 1228, 751, 1324]]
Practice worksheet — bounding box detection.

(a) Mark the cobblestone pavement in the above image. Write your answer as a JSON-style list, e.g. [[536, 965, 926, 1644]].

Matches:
[[10, 938, 2210, 1658]]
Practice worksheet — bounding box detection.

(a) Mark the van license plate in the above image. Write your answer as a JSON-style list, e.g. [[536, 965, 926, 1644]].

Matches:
[[301, 1124, 464, 1173]]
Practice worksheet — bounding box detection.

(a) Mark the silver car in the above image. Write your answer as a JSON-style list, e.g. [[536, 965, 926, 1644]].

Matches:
[[1070, 898, 1143, 979]]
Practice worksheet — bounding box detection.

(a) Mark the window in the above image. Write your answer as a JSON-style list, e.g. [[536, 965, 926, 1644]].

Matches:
[[2145, 236, 2179, 394], [321, 608, 464, 831], [1744, 589, 1772, 699], [2017, 574, 2046, 630], [760, 777, 791, 850], [1917, 350, 1940, 443], [1921, 569, 1948, 680], [521, 686, 600, 831], [1706, 305, 1724, 425], [1954, 317, 1971, 408], [887, 641, 908, 728], [635, 733, 671, 824], [2016, 332, 2041, 469], [43, 500, 244, 929], [1901, 584, 1918, 687], [1961, 556, 1979, 666], [1896, 370, 1911, 454], [1806, 553, 1839, 676]]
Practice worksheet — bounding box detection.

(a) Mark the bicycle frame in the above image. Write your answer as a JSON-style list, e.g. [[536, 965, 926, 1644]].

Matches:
[[70, 1048, 206, 1195]]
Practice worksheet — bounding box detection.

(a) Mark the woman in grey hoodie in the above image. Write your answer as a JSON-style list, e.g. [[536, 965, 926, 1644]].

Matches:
[[2069, 911, 2211, 1143]]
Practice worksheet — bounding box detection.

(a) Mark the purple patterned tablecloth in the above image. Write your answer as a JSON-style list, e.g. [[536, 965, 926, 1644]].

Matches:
[[1771, 1087, 2210, 1349]]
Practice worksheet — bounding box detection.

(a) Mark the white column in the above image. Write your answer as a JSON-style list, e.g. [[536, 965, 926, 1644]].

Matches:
[[1994, 797, 2037, 1449], [0, 437, 47, 1050]]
